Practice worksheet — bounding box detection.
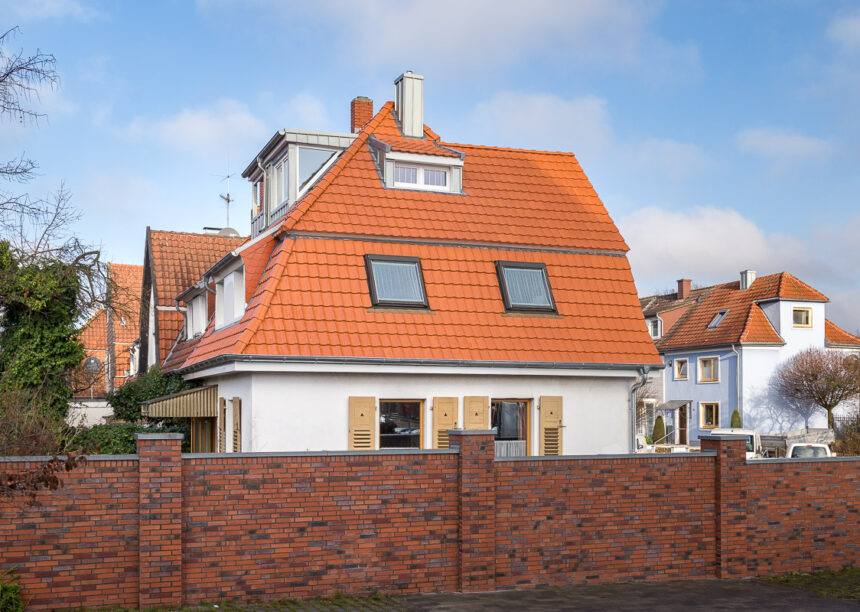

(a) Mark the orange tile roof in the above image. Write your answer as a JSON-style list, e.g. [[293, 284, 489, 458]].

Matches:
[[167, 103, 659, 371], [109, 263, 143, 345], [372, 110, 461, 158], [177, 237, 660, 369], [280, 102, 629, 252], [75, 311, 108, 399], [825, 319, 860, 347], [148, 229, 246, 363], [658, 272, 828, 350], [149, 230, 246, 306]]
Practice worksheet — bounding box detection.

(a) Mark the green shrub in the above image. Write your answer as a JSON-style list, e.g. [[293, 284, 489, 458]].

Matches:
[[652, 416, 665, 444], [74, 422, 189, 455], [105, 366, 192, 422], [0, 570, 24, 612], [730, 409, 742, 428]]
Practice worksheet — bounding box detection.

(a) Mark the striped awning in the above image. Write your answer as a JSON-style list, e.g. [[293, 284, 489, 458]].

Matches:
[[141, 385, 217, 418]]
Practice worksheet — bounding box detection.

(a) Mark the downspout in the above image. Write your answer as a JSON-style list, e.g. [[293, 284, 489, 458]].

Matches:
[[256, 157, 267, 228], [731, 344, 742, 426], [630, 366, 650, 452]]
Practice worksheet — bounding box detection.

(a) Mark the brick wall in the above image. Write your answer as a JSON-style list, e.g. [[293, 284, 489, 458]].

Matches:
[[1, 434, 860, 610]]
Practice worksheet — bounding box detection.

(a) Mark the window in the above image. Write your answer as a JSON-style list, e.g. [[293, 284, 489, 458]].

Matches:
[[298, 147, 336, 192], [365, 255, 428, 308], [793, 307, 812, 328], [648, 319, 660, 338], [186, 294, 208, 337], [492, 399, 530, 457], [495, 262, 556, 312], [698, 356, 719, 383], [394, 165, 417, 184], [701, 402, 719, 429], [707, 310, 729, 329], [267, 157, 288, 210], [379, 400, 422, 448], [393, 163, 450, 191], [424, 168, 447, 186], [215, 268, 245, 328], [674, 358, 688, 380]]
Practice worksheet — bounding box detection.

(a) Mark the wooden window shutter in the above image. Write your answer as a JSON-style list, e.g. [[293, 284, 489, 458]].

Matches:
[[432, 397, 458, 449], [348, 396, 375, 450], [463, 396, 489, 430], [218, 397, 226, 452], [539, 396, 563, 456], [232, 397, 242, 453]]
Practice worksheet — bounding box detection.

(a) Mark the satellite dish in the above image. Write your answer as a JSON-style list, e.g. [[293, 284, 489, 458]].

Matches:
[[84, 356, 102, 374]]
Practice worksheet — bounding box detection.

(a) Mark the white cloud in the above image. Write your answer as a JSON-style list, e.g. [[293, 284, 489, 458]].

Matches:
[[126, 98, 267, 160], [828, 10, 860, 54], [628, 138, 712, 181], [467, 92, 612, 156], [735, 127, 834, 161], [77, 172, 156, 221], [281, 92, 331, 129], [0, 0, 99, 21]]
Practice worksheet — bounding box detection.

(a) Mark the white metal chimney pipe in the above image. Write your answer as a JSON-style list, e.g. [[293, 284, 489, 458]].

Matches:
[[394, 71, 424, 138], [740, 269, 756, 290]]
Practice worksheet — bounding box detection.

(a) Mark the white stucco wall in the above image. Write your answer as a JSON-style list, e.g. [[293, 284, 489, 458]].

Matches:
[[67, 400, 113, 428], [203, 370, 635, 455]]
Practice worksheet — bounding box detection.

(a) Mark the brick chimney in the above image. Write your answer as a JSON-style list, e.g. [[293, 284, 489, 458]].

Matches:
[[350, 96, 373, 133], [677, 278, 691, 299]]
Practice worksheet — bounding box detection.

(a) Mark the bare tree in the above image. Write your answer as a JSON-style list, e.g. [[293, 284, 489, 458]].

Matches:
[[771, 348, 860, 429]]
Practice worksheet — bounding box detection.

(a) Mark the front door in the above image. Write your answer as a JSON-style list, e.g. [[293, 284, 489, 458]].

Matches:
[[678, 405, 688, 445]]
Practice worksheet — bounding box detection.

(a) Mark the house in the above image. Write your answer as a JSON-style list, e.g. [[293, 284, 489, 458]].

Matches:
[[70, 263, 143, 426], [144, 71, 662, 456], [135, 228, 246, 374], [640, 270, 860, 443]]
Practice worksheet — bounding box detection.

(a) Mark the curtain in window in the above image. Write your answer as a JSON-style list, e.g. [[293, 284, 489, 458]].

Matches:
[[372, 261, 422, 302], [504, 267, 550, 307]]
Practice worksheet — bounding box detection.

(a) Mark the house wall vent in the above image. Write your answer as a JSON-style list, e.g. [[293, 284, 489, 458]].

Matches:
[[740, 269, 756, 291], [394, 71, 424, 138]]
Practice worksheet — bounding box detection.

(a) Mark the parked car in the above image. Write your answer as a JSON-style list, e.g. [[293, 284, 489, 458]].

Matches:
[[710, 428, 762, 459], [787, 443, 832, 458]]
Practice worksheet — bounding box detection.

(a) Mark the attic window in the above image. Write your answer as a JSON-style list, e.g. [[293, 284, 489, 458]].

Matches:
[[707, 310, 729, 329], [394, 163, 449, 191], [298, 147, 337, 193], [365, 255, 428, 308], [215, 267, 245, 328], [793, 307, 812, 328], [495, 262, 556, 312]]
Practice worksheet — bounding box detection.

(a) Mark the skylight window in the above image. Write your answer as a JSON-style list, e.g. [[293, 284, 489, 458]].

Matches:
[[495, 262, 556, 312], [365, 255, 428, 308], [707, 310, 729, 329]]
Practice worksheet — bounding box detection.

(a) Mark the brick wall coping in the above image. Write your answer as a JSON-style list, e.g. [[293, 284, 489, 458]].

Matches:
[[496, 450, 717, 462], [0, 454, 138, 462], [181, 448, 460, 459], [134, 432, 184, 440], [699, 434, 749, 441], [748, 456, 860, 464]]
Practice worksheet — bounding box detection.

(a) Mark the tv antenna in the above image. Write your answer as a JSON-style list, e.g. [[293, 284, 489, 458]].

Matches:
[[214, 164, 237, 228]]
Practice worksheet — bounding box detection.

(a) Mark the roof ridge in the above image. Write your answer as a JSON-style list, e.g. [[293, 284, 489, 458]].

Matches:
[[278, 102, 395, 236], [149, 228, 247, 240], [234, 238, 296, 355], [441, 141, 579, 156]]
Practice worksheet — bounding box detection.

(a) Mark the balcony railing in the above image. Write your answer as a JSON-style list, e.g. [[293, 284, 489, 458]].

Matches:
[[251, 212, 266, 237]]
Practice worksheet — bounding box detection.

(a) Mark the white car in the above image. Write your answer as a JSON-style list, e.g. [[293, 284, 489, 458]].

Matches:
[[710, 428, 762, 459], [787, 443, 832, 458]]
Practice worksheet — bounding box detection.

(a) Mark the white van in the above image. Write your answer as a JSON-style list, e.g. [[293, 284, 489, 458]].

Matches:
[[710, 428, 762, 459]]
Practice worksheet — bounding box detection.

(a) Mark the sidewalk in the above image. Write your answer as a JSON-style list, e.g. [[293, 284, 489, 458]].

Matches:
[[398, 579, 859, 611]]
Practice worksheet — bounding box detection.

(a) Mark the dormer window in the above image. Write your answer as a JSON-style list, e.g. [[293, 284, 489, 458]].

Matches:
[[707, 310, 729, 329], [496, 261, 556, 313], [298, 147, 337, 194], [186, 294, 208, 337], [365, 255, 428, 308], [393, 163, 449, 191], [215, 266, 245, 328]]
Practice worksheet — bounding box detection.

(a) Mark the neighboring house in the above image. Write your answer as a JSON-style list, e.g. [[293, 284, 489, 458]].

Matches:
[[70, 263, 143, 426], [640, 270, 860, 442], [136, 228, 246, 374], [145, 71, 661, 456]]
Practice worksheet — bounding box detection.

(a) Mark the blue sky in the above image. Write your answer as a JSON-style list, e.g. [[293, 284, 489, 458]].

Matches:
[[2, 0, 859, 332]]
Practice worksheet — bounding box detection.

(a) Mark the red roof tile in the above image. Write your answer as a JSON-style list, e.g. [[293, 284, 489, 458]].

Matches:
[[658, 272, 828, 350], [825, 319, 860, 348]]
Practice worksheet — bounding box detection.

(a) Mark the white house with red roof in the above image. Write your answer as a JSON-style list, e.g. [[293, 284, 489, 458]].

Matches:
[[146, 72, 661, 456], [640, 270, 860, 442]]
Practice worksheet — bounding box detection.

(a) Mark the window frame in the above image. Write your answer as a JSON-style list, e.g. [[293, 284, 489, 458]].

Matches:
[[297, 146, 340, 198], [674, 358, 689, 381], [364, 254, 429, 309], [700, 401, 720, 429], [378, 398, 424, 449], [698, 356, 719, 383], [393, 163, 451, 192], [495, 261, 557, 313], [214, 265, 246, 330], [707, 309, 729, 329], [792, 306, 812, 328], [491, 398, 532, 456], [648, 318, 661, 338]]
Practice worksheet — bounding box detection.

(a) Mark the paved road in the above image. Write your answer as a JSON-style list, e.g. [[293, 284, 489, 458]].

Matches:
[[398, 579, 859, 611]]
